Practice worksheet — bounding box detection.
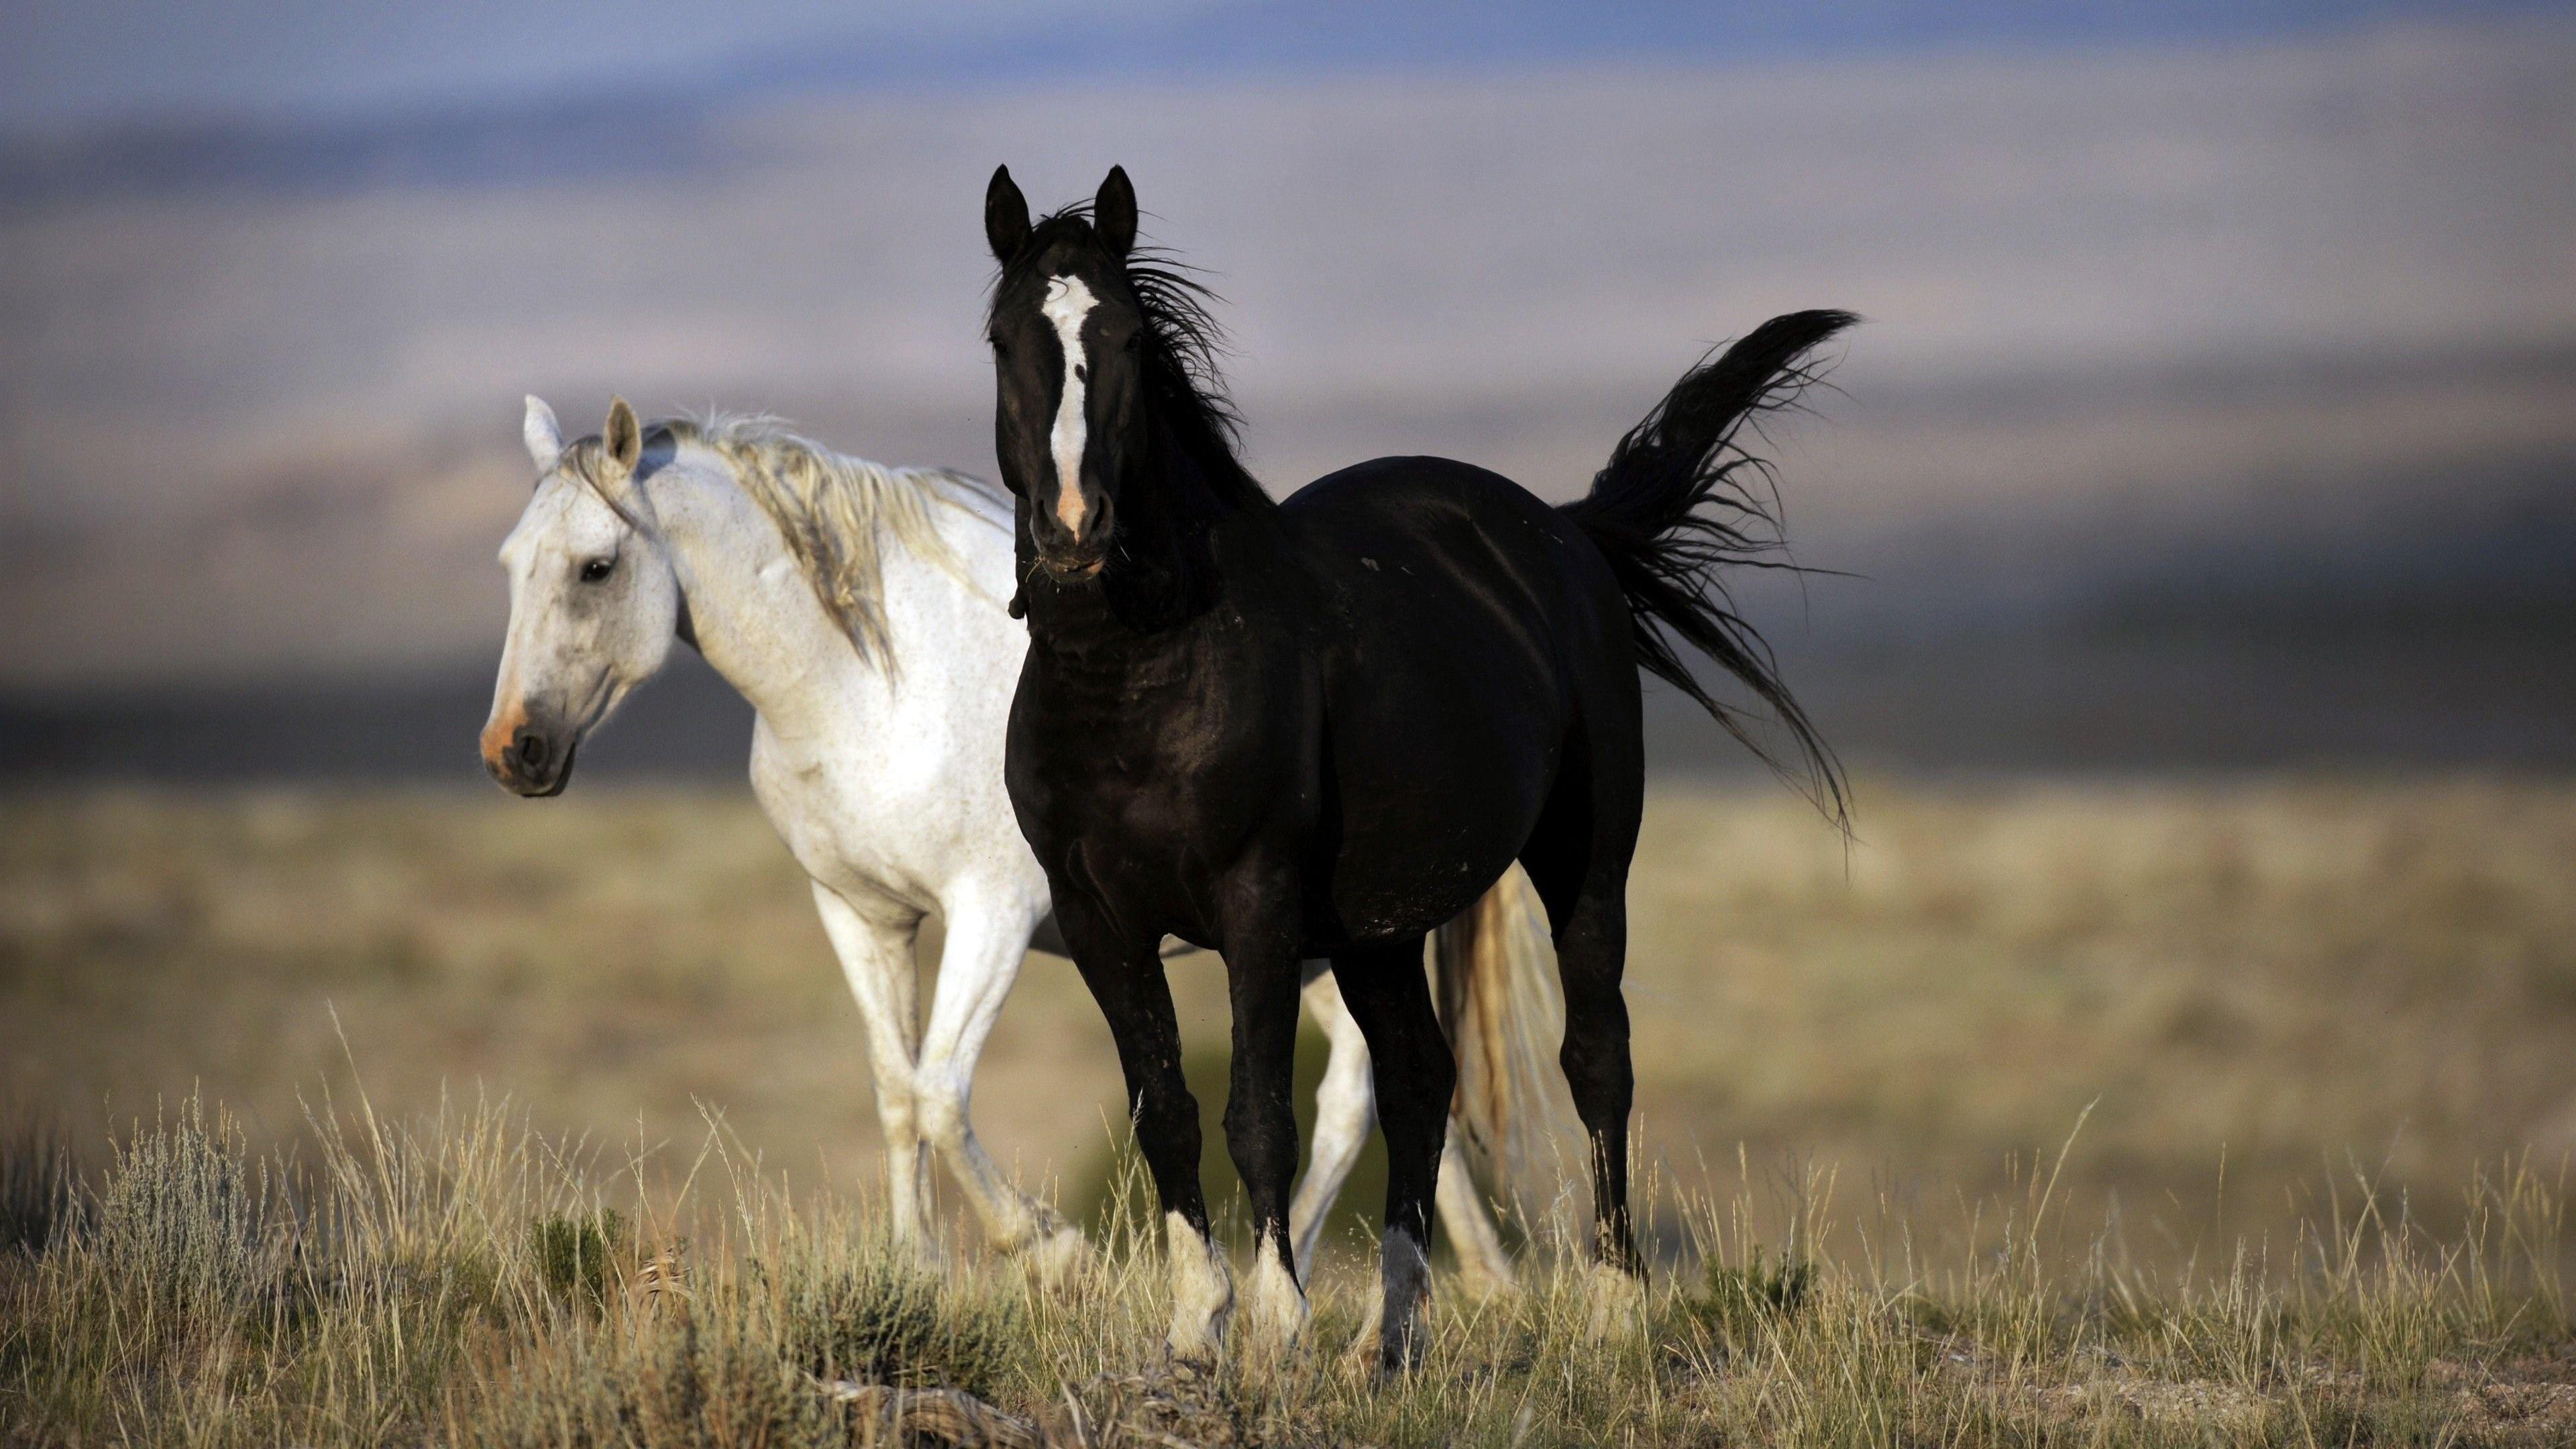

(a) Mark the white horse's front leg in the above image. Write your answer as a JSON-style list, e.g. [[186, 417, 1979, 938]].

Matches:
[[916, 888, 1090, 1284], [1288, 965, 1373, 1281], [811, 883, 934, 1257]]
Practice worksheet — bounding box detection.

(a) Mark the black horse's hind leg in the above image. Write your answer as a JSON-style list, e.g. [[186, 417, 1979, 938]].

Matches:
[[1549, 877, 1638, 1271], [1519, 744, 1644, 1276], [1055, 900, 1234, 1358], [1329, 934, 1452, 1373]]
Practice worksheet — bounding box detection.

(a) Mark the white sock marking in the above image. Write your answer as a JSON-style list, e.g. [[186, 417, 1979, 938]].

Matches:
[[1040, 274, 1099, 539], [1246, 1234, 1309, 1348], [1163, 1210, 1235, 1360]]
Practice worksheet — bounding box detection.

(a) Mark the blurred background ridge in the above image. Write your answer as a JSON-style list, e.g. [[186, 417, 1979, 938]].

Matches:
[[1, 1, 2571, 782]]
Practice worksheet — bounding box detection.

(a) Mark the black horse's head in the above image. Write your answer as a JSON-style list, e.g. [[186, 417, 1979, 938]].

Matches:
[[984, 164, 1147, 580]]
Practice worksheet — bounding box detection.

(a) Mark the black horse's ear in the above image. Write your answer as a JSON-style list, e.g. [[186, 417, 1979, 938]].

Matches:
[[985, 165, 1031, 264], [1094, 165, 1136, 258]]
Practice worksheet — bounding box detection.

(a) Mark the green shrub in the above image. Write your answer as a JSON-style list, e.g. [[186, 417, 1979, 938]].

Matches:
[[774, 1252, 1018, 1397], [1691, 1245, 1816, 1342], [93, 1099, 286, 1324], [529, 1208, 626, 1307], [0, 1116, 80, 1256], [458, 1316, 840, 1449]]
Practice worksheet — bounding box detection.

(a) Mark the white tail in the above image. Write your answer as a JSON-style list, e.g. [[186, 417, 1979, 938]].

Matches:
[[1434, 865, 1575, 1224]]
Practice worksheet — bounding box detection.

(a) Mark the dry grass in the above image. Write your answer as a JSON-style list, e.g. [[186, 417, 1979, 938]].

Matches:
[[1, 1089, 2570, 1446], [5, 777, 2576, 1441], [1622, 777, 2576, 1256], [7, 779, 2574, 1256]]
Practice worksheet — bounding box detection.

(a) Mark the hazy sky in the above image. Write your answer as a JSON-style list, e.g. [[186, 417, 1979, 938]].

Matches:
[[3, 17, 2567, 692], [4, 0, 2568, 131], [0, 3, 2567, 720]]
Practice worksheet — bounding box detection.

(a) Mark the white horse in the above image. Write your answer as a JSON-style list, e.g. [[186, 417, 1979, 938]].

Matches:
[[482, 396, 1558, 1294]]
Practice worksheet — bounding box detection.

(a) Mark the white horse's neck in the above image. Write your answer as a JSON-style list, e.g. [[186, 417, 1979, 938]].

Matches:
[[638, 443, 1004, 747]]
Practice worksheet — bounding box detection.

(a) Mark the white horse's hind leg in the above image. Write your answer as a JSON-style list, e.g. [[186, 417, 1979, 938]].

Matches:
[[1295, 966, 1520, 1294], [916, 890, 1089, 1284], [811, 883, 935, 1256], [1288, 965, 1373, 1281]]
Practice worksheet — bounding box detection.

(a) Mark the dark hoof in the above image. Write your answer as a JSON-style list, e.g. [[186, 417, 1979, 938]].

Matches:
[[1162, 1344, 1216, 1383]]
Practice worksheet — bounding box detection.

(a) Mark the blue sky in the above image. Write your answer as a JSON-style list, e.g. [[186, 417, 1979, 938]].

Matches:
[[4, 0, 2569, 131]]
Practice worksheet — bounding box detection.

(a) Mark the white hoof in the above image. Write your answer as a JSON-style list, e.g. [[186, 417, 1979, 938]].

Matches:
[[1584, 1260, 1646, 1342], [1242, 1236, 1310, 1352], [887, 1226, 943, 1271], [1452, 1254, 1521, 1304], [1018, 1216, 1094, 1289], [1163, 1212, 1236, 1364]]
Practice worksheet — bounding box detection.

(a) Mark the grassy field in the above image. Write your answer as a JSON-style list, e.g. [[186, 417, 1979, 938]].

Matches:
[[5, 777, 2576, 1442], [2, 1092, 2571, 1446]]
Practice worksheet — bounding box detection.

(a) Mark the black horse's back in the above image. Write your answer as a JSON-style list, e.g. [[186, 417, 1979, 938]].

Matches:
[[1275, 455, 1637, 941], [1282, 300, 1856, 838], [1284, 453, 1631, 672]]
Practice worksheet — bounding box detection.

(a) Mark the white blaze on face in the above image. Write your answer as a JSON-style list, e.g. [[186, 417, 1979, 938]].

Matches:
[[1040, 274, 1101, 539]]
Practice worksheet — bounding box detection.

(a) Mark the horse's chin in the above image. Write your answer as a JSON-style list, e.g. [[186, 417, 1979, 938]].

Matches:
[[499, 739, 579, 798], [527, 743, 578, 797], [1038, 553, 1107, 582]]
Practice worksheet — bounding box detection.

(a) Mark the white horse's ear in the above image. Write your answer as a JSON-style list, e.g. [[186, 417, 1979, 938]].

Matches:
[[603, 396, 643, 476], [523, 395, 564, 472]]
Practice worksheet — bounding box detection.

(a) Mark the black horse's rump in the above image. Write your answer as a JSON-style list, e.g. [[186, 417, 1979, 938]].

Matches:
[[981, 164, 1851, 1370]]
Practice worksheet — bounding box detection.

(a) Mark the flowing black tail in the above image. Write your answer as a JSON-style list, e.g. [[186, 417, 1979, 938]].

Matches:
[[1560, 309, 1856, 827]]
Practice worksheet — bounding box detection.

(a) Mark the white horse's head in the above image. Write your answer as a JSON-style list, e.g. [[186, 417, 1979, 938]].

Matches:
[[482, 396, 682, 796]]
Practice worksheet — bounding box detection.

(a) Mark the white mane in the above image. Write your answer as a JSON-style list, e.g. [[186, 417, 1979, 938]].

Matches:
[[659, 413, 1005, 663]]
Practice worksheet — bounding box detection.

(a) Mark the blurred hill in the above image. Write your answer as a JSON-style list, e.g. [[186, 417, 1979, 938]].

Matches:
[[1, 17, 2569, 779]]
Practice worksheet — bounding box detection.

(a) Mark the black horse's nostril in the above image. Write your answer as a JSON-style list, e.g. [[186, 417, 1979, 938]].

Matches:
[[515, 729, 548, 770]]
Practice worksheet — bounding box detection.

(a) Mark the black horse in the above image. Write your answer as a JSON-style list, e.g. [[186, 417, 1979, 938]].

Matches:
[[983, 164, 1849, 1369]]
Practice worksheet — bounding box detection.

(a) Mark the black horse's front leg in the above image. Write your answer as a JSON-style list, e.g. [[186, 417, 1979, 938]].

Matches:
[[1055, 896, 1233, 1362], [1216, 874, 1310, 1352], [1330, 933, 1450, 1374]]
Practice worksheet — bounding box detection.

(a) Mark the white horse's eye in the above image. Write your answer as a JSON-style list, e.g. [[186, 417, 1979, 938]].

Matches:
[[580, 558, 614, 583]]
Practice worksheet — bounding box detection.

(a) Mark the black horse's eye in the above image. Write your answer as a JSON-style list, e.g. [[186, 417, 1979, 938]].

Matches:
[[580, 557, 614, 583]]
